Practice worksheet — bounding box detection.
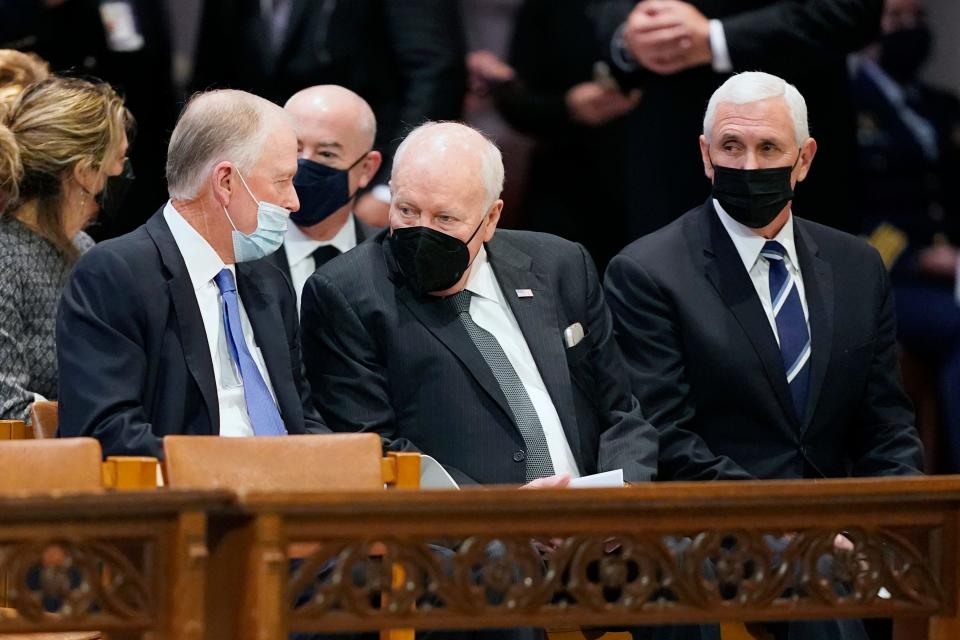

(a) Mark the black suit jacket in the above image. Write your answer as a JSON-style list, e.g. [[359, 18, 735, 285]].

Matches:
[[594, 0, 882, 237], [56, 210, 327, 458], [267, 215, 380, 284], [301, 229, 657, 485], [604, 201, 923, 481], [190, 0, 466, 181]]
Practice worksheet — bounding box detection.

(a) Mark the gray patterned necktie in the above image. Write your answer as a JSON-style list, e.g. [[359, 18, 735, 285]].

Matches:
[[449, 290, 555, 482]]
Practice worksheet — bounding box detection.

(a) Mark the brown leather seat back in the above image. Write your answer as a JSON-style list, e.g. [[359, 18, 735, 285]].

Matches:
[[0, 438, 103, 492], [163, 434, 384, 492]]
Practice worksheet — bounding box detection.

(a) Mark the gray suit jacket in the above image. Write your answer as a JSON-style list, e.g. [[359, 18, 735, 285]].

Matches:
[[300, 229, 657, 485]]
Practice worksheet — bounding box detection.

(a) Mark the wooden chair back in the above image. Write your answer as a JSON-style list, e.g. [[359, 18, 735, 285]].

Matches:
[[163, 433, 386, 492], [28, 400, 59, 439], [0, 438, 102, 493]]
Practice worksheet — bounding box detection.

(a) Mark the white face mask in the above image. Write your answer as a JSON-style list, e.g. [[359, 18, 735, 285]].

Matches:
[[222, 169, 289, 262]]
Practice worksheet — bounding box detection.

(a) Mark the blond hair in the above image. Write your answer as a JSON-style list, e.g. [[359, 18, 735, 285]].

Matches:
[[0, 50, 50, 120], [0, 77, 131, 259]]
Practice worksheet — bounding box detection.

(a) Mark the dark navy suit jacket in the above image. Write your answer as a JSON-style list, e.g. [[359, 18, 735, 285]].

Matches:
[[605, 200, 923, 481], [57, 209, 328, 458]]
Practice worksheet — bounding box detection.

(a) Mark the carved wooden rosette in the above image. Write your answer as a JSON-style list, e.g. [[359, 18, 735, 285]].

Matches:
[[0, 538, 153, 627], [286, 527, 942, 628]]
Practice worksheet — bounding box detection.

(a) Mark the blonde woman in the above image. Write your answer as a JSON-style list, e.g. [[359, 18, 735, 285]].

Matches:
[[0, 77, 131, 420]]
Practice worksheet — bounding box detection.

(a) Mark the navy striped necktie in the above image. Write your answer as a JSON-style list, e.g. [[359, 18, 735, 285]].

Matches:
[[761, 241, 811, 421]]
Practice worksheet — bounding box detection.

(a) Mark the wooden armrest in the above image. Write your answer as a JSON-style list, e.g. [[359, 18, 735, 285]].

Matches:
[[101, 457, 160, 490]]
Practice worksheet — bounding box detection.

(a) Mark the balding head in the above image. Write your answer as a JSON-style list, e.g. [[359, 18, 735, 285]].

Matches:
[[166, 89, 294, 199], [285, 85, 376, 154], [392, 122, 504, 211]]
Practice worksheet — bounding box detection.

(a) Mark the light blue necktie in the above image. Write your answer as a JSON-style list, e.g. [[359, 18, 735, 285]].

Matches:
[[213, 269, 287, 436], [761, 241, 811, 421]]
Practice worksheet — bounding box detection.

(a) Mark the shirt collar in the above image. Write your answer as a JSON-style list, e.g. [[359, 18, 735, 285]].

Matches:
[[464, 245, 502, 304], [284, 212, 357, 267], [713, 198, 800, 272], [163, 200, 230, 290]]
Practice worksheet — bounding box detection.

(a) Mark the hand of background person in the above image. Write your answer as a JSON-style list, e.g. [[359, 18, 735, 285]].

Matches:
[[354, 192, 390, 228], [565, 82, 642, 126], [467, 50, 516, 97], [521, 472, 571, 490], [624, 0, 712, 75], [918, 241, 959, 280]]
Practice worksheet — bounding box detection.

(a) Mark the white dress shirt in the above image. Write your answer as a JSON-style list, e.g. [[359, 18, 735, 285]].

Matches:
[[163, 201, 278, 437], [282, 213, 358, 310], [463, 246, 580, 478], [714, 200, 810, 344]]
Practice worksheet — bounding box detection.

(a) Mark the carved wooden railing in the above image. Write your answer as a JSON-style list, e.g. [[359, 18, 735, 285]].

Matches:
[[215, 476, 960, 640], [0, 490, 231, 639], [2, 477, 960, 640]]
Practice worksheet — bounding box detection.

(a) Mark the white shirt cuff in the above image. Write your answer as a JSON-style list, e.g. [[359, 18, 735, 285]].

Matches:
[[611, 23, 639, 72], [709, 19, 733, 73], [371, 184, 392, 204]]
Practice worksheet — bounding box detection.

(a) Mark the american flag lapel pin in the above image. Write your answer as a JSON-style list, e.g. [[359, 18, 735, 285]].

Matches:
[[515, 288, 534, 298]]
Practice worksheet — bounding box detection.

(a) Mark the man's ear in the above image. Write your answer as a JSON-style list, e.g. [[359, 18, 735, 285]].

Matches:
[[699, 135, 714, 181], [794, 137, 818, 184], [211, 161, 235, 207], [483, 199, 503, 242], [357, 150, 383, 189]]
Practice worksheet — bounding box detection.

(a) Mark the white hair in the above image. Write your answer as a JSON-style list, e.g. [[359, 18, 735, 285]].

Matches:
[[392, 121, 504, 210], [703, 72, 809, 144], [166, 90, 287, 200]]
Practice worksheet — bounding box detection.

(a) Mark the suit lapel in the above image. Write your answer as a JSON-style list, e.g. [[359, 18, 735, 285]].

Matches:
[[270, 243, 293, 282], [235, 263, 296, 422], [487, 237, 582, 458], [396, 285, 517, 425], [699, 205, 800, 429], [794, 221, 834, 432], [145, 213, 219, 433]]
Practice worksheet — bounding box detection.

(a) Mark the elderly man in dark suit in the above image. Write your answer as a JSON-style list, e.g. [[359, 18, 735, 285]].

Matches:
[[605, 71, 923, 640], [57, 89, 328, 458], [301, 121, 657, 488], [270, 85, 383, 310]]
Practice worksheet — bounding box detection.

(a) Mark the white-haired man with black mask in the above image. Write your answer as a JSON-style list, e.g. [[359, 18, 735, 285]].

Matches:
[[605, 71, 923, 640], [301, 120, 657, 489], [58, 89, 329, 458]]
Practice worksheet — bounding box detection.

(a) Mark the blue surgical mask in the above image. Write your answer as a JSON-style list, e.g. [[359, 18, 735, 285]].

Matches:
[[290, 152, 368, 227], [223, 169, 290, 262]]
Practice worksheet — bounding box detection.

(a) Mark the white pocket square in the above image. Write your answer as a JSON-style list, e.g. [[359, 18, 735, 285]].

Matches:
[[563, 322, 585, 348]]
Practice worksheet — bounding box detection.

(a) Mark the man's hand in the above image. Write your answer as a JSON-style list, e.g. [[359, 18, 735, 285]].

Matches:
[[522, 474, 571, 554], [918, 242, 959, 280], [521, 473, 572, 490], [624, 0, 712, 75], [565, 82, 642, 126], [467, 50, 515, 97]]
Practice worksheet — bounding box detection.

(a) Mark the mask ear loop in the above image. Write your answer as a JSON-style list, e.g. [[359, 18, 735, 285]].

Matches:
[[222, 165, 258, 232], [344, 149, 374, 203]]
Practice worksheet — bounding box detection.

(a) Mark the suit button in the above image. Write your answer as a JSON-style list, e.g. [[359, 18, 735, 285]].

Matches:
[[514, 450, 526, 462]]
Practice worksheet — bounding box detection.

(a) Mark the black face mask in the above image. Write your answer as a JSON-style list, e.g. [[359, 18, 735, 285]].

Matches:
[[95, 158, 135, 219], [389, 220, 485, 297], [290, 152, 368, 227], [711, 155, 798, 228], [878, 26, 933, 84]]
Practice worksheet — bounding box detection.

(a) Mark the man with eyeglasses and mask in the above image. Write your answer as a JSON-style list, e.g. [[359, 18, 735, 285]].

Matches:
[[58, 89, 329, 458], [270, 85, 383, 310], [300, 121, 657, 490], [605, 71, 924, 639]]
